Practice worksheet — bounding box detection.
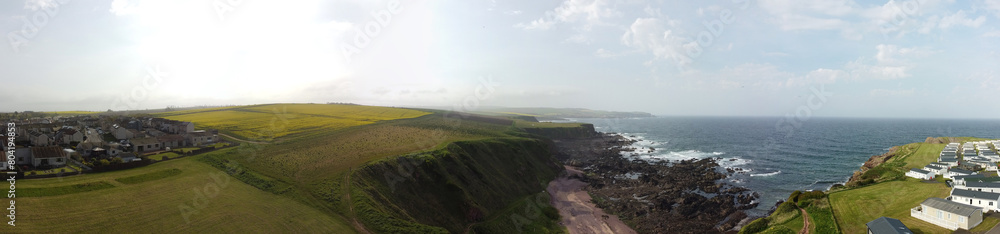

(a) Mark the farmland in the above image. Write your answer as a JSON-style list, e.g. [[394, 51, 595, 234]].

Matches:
[[154, 103, 430, 140], [828, 178, 951, 234], [15, 148, 355, 233], [20, 104, 585, 233]]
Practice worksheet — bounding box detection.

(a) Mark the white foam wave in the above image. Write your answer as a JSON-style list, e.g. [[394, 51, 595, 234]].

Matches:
[[750, 171, 781, 177], [718, 157, 752, 168]]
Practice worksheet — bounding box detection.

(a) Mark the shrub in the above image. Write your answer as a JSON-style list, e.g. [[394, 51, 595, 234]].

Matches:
[[739, 217, 770, 234], [542, 206, 559, 220], [788, 190, 802, 203], [798, 190, 826, 201], [776, 201, 796, 214], [797, 200, 812, 208], [760, 226, 796, 234]]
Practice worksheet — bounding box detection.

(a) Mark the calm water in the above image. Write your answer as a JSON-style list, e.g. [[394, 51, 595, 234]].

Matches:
[[575, 117, 1000, 215]]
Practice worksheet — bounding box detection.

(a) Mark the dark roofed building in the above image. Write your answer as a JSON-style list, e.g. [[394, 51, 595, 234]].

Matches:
[[866, 217, 912, 234], [30, 146, 67, 168]]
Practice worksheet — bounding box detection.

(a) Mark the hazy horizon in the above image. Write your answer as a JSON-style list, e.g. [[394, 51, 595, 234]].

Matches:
[[3, 0, 1000, 119]]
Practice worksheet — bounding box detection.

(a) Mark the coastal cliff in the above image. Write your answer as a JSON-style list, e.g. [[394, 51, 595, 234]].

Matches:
[[845, 146, 900, 186], [350, 137, 564, 233]]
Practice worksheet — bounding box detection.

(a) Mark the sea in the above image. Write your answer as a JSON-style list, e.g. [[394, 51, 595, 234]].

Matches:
[[571, 116, 1000, 216]]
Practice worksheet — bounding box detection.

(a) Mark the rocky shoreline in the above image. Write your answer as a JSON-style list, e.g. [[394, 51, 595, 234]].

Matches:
[[549, 132, 759, 233]]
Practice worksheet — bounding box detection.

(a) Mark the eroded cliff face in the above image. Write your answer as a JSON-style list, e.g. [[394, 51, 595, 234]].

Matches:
[[846, 146, 899, 186], [351, 137, 563, 233], [522, 124, 599, 139]]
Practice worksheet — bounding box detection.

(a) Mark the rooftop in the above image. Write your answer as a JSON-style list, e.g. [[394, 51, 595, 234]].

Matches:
[[866, 217, 912, 234], [951, 188, 1000, 201], [922, 197, 981, 217]]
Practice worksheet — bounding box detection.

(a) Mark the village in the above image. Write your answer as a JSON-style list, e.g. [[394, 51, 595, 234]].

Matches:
[[0, 114, 227, 177], [867, 140, 1000, 233]]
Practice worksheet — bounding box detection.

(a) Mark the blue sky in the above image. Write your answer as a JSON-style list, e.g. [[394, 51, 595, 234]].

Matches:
[[1, 0, 999, 118]]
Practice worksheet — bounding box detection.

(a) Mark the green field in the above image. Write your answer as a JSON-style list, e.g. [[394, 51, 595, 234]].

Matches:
[[21, 104, 575, 233], [17, 149, 355, 233], [897, 143, 945, 169], [829, 178, 952, 234], [154, 103, 430, 140]]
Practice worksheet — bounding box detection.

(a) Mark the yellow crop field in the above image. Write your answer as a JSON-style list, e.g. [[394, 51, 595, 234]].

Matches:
[[155, 104, 430, 140]]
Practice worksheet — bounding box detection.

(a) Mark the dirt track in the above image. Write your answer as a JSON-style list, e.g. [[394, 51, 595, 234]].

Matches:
[[547, 166, 636, 234]]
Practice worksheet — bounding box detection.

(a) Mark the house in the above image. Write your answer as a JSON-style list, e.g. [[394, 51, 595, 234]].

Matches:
[[939, 158, 959, 167], [30, 146, 67, 168], [0, 151, 7, 170], [185, 131, 215, 146], [953, 175, 988, 186], [949, 189, 1000, 212], [923, 165, 946, 175], [27, 131, 49, 146], [131, 137, 161, 153], [930, 162, 951, 169], [55, 128, 84, 144], [111, 126, 134, 140], [13, 148, 31, 166], [960, 182, 1000, 193], [126, 120, 143, 130], [161, 120, 195, 134], [866, 217, 912, 234], [912, 197, 983, 230], [945, 168, 976, 179], [906, 169, 934, 180], [145, 128, 166, 137], [156, 134, 185, 149]]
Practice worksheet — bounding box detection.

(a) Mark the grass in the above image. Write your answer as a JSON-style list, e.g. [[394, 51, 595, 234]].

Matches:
[[154, 103, 430, 140], [26, 167, 72, 175], [114, 168, 183, 184], [513, 119, 585, 128], [16, 150, 355, 233], [829, 178, 951, 234], [773, 212, 804, 232], [970, 216, 1000, 233], [20, 181, 116, 197], [148, 152, 180, 161], [21, 104, 578, 233], [805, 198, 838, 234], [895, 142, 946, 169], [174, 148, 199, 153]]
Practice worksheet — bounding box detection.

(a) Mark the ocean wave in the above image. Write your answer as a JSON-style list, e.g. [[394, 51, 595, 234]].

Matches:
[[750, 171, 781, 177], [634, 150, 727, 161], [718, 157, 752, 168]]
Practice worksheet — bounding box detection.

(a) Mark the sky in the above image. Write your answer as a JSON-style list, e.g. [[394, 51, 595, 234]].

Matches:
[[1, 0, 999, 119]]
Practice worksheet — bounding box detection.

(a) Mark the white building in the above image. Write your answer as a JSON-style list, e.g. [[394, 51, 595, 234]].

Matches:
[[949, 188, 1000, 212], [945, 168, 976, 179], [907, 169, 935, 180], [912, 197, 983, 230], [923, 165, 946, 175]]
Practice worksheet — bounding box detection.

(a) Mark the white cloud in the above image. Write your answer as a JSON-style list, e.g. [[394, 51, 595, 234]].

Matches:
[[504, 10, 523, 15], [515, 0, 617, 30], [801, 68, 847, 84], [758, 0, 856, 30], [869, 88, 915, 97], [938, 10, 986, 29], [621, 17, 688, 63], [109, 0, 138, 16], [594, 48, 619, 58], [983, 30, 1000, 37], [875, 44, 935, 64], [24, 0, 60, 11]]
